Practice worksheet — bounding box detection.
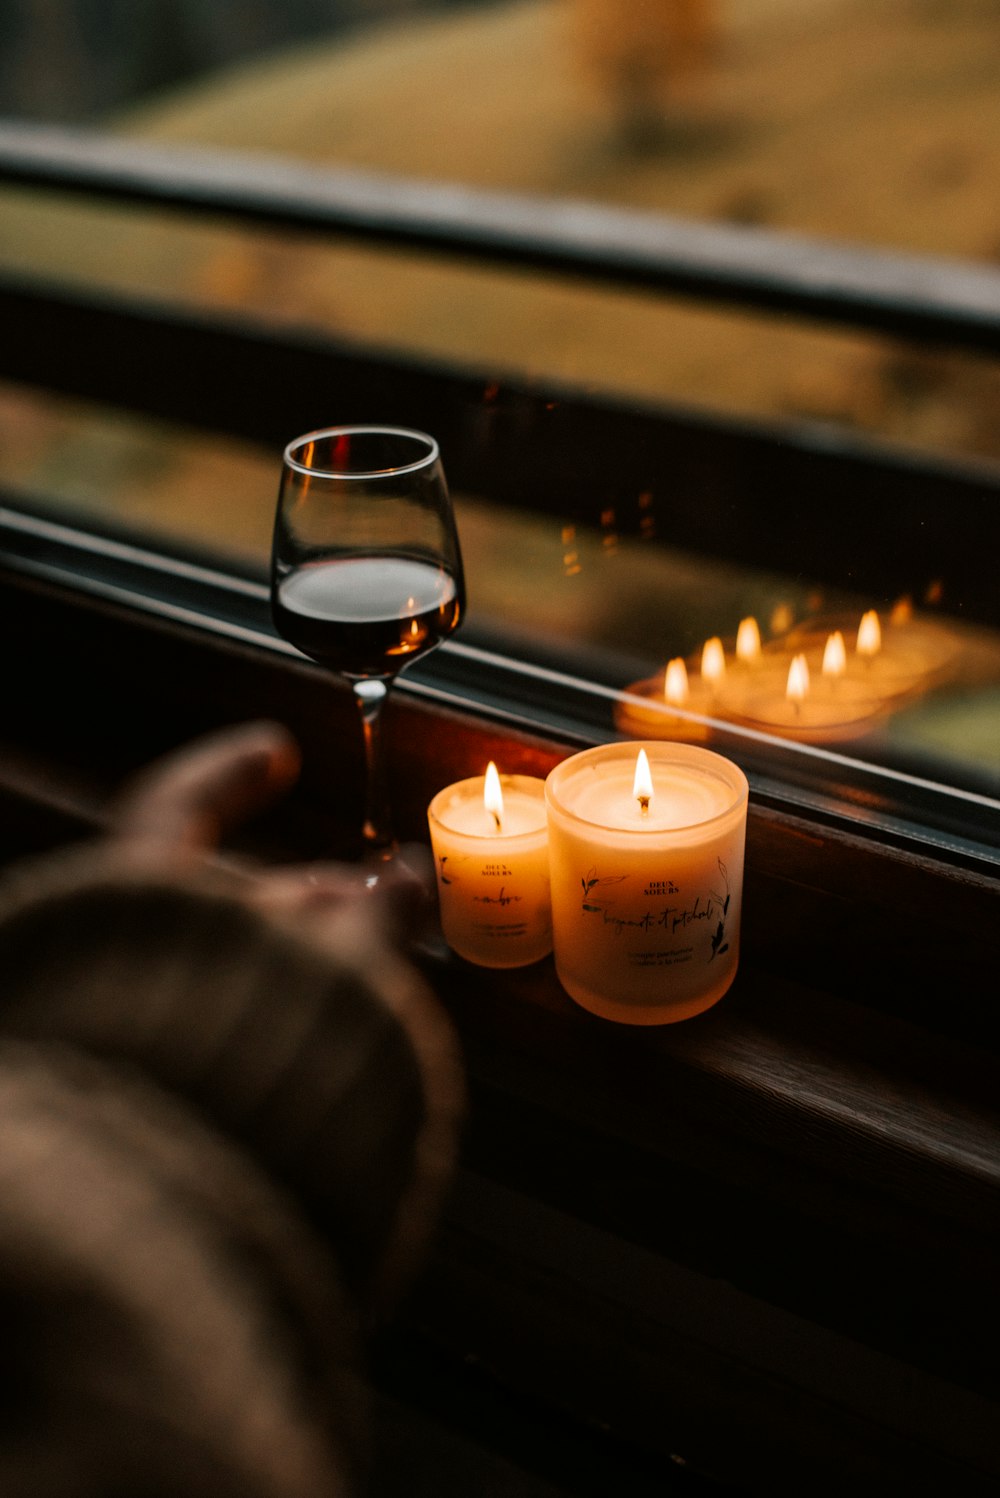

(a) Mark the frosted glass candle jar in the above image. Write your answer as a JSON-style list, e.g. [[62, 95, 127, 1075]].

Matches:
[[545, 742, 748, 1024], [427, 772, 552, 968]]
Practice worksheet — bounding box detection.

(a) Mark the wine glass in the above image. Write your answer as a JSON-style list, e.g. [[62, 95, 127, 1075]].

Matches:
[[271, 425, 465, 854]]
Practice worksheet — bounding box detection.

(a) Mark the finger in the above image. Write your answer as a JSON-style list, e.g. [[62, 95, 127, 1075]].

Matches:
[[247, 864, 366, 916], [112, 721, 301, 857], [249, 844, 435, 947]]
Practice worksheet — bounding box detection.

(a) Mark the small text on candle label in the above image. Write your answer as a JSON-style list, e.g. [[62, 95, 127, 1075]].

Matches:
[[474, 885, 521, 908]]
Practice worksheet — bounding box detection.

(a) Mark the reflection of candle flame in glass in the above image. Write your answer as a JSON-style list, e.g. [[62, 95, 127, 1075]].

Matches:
[[771, 602, 794, 635], [822, 630, 847, 677], [857, 610, 881, 657], [702, 637, 726, 686], [389, 605, 427, 655], [633, 748, 653, 814], [736, 617, 761, 664], [890, 596, 913, 626], [787, 653, 810, 702], [484, 760, 503, 831], [561, 524, 581, 578], [664, 657, 689, 706]]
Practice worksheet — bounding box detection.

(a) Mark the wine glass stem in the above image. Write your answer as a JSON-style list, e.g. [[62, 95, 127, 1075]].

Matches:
[[351, 678, 393, 851]]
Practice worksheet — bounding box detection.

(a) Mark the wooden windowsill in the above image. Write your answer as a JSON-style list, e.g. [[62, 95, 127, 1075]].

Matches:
[[2, 561, 1000, 1490]]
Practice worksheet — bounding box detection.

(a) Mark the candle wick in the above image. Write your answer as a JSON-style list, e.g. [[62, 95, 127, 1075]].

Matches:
[[638, 795, 650, 816], [491, 810, 502, 832]]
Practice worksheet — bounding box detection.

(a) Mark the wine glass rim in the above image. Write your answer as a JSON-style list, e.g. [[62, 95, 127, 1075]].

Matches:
[[283, 425, 440, 479]]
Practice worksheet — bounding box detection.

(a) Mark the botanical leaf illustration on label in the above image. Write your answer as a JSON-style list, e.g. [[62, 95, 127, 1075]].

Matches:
[[580, 866, 628, 912], [708, 858, 731, 960]]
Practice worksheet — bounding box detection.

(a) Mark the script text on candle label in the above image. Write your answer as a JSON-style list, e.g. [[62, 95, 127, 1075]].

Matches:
[[473, 885, 520, 907]]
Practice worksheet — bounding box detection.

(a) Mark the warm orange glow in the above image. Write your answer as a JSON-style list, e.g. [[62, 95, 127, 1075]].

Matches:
[[736, 616, 762, 665], [890, 596, 913, 626], [388, 611, 427, 654], [822, 630, 847, 677], [633, 748, 654, 813], [483, 761, 504, 831], [771, 602, 794, 635], [561, 523, 581, 577], [857, 609, 882, 657], [701, 636, 726, 686], [664, 657, 689, 706], [786, 653, 810, 702]]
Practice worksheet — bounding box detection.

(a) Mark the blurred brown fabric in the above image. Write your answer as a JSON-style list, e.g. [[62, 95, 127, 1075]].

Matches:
[[0, 723, 465, 1497]]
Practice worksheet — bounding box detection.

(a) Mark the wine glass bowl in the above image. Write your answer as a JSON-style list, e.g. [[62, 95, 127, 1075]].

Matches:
[[271, 425, 465, 851]]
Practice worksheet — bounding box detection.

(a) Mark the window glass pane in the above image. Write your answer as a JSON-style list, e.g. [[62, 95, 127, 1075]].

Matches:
[[1, 0, 999, 844], [3, 0, 1000, 462]]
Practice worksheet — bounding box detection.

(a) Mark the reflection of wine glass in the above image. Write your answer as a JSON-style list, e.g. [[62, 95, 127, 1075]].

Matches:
[[271, 426, 465, 853]]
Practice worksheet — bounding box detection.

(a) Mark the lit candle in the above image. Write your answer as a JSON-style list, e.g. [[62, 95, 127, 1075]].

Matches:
[[665, 656, 690, 706], [614, 634, 735, 743], [545, 742, 748, 1025], [614, 654, 713, 741], [822, 629, 847, 678], [427, 765, 551, 968], [701, 635, 727, 689], [787, 651, 810, 704], [786, 607, 959, 699], [856, 608, 882, 658], [720, 638, 887, 742], [735, 616, 762, 666]]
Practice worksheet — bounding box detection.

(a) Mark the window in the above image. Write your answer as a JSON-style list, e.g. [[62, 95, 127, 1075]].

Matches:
[[1, 0, 999, 864]]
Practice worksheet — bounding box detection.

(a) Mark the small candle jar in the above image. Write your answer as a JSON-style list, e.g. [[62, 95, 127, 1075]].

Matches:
[[545, 742, 748, 1024], [427, 770, 552, 968]]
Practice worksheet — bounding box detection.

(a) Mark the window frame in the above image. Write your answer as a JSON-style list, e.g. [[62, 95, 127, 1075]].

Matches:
[[1, 118, 1000, 877]]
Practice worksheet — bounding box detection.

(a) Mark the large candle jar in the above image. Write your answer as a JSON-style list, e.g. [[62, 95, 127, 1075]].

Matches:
[[427, 768, 552, 968], [545, 742, 748, 1024]]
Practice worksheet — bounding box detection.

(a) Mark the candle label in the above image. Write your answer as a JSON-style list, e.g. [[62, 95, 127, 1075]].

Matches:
[[438, 853, 543, 942], [578, 857, 733, 967]]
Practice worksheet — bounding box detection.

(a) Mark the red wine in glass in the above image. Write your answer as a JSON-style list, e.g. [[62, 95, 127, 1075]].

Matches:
[[273, 554, 462, 677]]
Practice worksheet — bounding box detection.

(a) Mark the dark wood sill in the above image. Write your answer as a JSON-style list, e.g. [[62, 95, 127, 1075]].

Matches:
[[2, 567, 1000, 1493]]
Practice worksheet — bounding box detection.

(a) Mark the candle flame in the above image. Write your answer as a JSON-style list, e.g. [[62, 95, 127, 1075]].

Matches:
[[736, 616, 762, 665], [857, 609, 882, 658], [786, 653, 810, 702], [664, 657, 689, 706], [633, 748, 653, 814], [890, 596, 913, 626], [483, 761, 503, 831], [771, 602, 794, 635], [822, 630, 847, 678], [701, 636, 726, 686]]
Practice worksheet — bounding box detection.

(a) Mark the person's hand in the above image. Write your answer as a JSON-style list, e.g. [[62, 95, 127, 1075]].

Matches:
[[0, 720, 463, 1314], [110, 719, 434, 948]]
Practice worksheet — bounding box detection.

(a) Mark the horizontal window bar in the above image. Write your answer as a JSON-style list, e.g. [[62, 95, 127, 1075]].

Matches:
[[2, 120, 1000, 352], [4, 274, 999, 631]]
